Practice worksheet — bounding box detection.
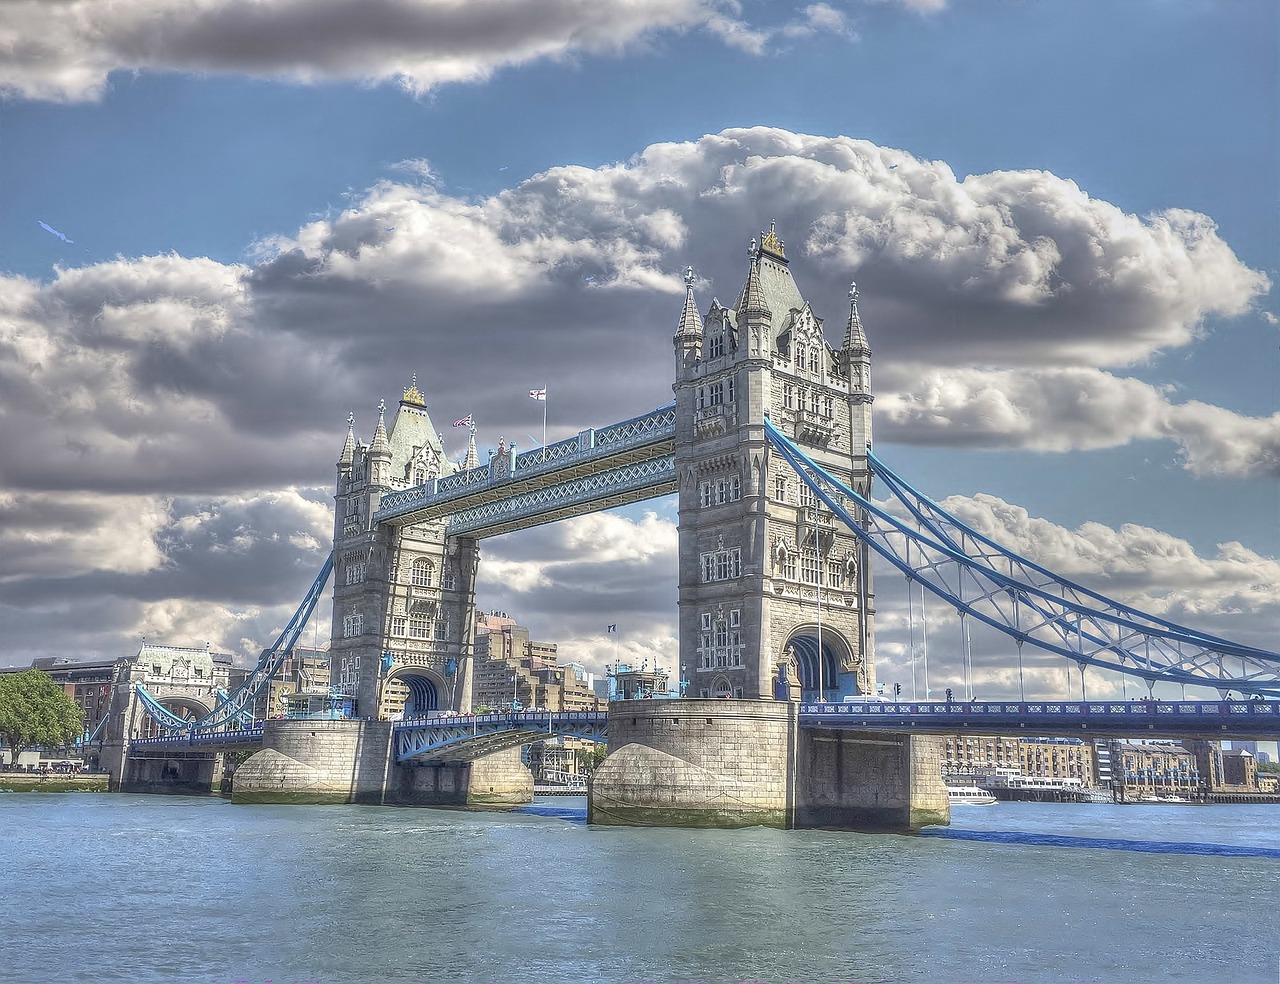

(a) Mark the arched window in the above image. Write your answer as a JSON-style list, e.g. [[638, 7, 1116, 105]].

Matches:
[[411, 558, 434, 587]]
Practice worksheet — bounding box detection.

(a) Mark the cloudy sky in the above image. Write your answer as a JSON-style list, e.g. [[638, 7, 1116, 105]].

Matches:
[[1, 0, 1275, 700]]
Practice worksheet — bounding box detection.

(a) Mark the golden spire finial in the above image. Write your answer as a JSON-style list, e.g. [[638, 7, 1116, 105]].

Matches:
[[759, 220, 785, 259], [402, 372, 426, 407]]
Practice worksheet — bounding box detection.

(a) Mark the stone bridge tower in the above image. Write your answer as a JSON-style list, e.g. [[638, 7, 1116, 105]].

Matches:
[[330, 379, 481, 719], [673, 225, 875, 702]]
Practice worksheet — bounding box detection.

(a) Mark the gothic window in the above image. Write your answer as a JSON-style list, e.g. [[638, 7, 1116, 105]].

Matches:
[[709, 382, 723, 406], [345, 561, 365, 586], [697, 387, 707, 410], [700, 547, 742, 583], [801, 552, 820, 585], [824, 395, 834, 418], [441, 566, 457, 591], [413, 467, 426, 485], [729, 609, 741, 628], [726, 377, 735, 403], [342, 613, 363, 638], [796, 345, 807, 370], [729, 474, 741, 501], [809, 349, 820, 374], [782, 551, 797, 581], [827, 559, 844, 589], [411, 558, 434, 588], [783, 384, 794, 410], [700, 482, 714, 508], [701, 613, 713, 632], [798, 484, 815, 509], [708, 332, 724, 359], [391, 615, 407, 637], [774, 475, 788, 502], [808, 389, 820, 414]]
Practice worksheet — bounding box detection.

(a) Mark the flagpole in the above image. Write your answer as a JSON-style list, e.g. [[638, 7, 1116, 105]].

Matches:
[[541, 385, 548, 463]]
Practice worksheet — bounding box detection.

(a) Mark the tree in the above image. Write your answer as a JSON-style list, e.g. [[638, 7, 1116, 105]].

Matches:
[[0, 669, 85, 760], [576, 744, 608, 776]]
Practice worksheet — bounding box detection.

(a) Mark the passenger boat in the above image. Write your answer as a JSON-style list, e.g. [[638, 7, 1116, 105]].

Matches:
[[947, 785, 998, 805]]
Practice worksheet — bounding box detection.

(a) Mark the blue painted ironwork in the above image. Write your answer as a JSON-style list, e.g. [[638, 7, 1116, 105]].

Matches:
[[799, 699, 1280, 739], [764, 420, 1280, 698], [374, 403, 676, 529], [445, 454, 676, 538], [130, 726, 265, 750], [135, 554, 335, 735], [393, 710, 608, 762]]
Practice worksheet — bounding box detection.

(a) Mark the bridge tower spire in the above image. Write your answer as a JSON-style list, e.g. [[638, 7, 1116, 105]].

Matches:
[[672, 226, 875, 701]]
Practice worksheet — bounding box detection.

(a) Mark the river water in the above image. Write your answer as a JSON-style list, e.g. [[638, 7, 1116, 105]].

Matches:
[[2, 793, 1276, 984]]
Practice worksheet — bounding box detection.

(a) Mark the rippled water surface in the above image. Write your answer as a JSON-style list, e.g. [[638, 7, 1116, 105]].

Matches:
[[2, 794, 1276, 984]]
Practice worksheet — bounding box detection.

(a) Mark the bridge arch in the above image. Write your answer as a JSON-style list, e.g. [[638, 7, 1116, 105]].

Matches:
[[137, 695, 213, 737], [385, 667, 446, 718], [785, 626, 857, 702]]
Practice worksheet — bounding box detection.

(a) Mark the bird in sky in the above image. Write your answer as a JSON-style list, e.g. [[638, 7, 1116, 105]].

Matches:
[[888, 163, 900, 170], [38, 220, 74, 244]]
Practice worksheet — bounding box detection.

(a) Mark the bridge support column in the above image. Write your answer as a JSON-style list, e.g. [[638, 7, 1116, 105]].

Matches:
[[388, 748, 533, 807], [115, 749, 221, 794], [796, 730, 949, 831], [589, 700, 949, 831], [589, 699, 799, 828], [231, 719, 394, 804]]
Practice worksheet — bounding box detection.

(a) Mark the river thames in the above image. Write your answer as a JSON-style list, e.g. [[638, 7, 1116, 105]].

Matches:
[[2, 794, 1276, 984]]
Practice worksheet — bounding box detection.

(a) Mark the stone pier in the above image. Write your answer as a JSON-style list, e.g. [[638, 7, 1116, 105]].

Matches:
[[231, 718, 533, 806], [588, 698, 949, 831], [796, 727, 949, 830]]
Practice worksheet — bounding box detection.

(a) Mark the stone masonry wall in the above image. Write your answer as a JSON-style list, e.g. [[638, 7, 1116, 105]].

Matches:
[[232, 719, 393, 804], [796, 729, 949, 831], [589, 698, 798, 828], [389, 747, 533, 807]]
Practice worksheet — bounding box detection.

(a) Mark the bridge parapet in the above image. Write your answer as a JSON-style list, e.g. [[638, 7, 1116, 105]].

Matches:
[[799, 699, 1280, 738]]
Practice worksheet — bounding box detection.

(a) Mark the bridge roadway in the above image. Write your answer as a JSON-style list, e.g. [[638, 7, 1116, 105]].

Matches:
[[125, 699, 1280, 758]]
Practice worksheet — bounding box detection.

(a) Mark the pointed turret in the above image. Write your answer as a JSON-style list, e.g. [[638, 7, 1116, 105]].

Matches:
[[463, 429, 480, 471], [841, 282, 872, 400], [338, 412, 356, 472], [369, 399, 391, 487], [674, 266, 703, 374], [735, 235, 773, 356], [842, 282, 869, 355]]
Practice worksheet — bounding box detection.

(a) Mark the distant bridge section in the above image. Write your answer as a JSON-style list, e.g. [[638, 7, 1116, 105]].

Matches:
[[801, 699, 1280, 739], [374, 405, 676, 537], [393, 710, 608, 762]]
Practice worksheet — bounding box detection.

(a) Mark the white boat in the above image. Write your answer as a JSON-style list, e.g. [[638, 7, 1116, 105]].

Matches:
[[947, 785, 997, 805]]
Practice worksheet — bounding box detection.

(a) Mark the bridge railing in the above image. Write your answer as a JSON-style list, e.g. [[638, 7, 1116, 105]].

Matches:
[[130, 726, 265, 747], [798, 700, 1278, 720], [393, 710, 607, 731]]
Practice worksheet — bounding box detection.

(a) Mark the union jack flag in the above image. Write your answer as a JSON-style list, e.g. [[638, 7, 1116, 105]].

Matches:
[[529, 388, 547, 401], [452, 414, 473, 428]]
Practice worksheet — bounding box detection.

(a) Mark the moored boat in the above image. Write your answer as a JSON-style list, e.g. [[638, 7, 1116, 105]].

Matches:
[[947, 785, 998, 805]]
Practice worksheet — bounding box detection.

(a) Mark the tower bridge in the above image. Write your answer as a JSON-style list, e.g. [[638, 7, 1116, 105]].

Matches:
[[107, 224, 1280, 830]]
